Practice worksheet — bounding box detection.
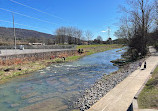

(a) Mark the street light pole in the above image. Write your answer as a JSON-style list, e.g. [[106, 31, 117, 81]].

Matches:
[[12, 13, 16, 49]]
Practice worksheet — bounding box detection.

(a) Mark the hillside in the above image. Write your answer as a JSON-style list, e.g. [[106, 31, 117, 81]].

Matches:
[[0, 27, 56, 45]]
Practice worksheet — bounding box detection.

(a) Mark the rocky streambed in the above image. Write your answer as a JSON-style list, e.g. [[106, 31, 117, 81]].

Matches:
[[74, 59, 144, 111]]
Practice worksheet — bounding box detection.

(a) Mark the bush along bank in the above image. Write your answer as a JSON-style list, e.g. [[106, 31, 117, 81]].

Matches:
[[73, 59, 144, 111], [111, 46, 151, 67]]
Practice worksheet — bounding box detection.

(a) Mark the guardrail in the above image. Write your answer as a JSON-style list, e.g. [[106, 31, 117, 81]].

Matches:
[[0, 45, 76, 49]]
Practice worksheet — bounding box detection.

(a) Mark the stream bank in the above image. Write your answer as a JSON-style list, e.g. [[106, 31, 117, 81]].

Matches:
[[74, 59, 144, 111]]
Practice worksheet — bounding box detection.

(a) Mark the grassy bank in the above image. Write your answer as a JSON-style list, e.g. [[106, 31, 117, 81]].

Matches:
[[48, 44, 122, 63], [138, 66, 158, 109], [0, 44, 122, 83], [66, 44, 122, 61]]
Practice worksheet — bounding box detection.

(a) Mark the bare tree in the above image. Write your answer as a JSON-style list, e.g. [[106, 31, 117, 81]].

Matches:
[[66, 27, 82, 44], [117, 0, 154, 57], [74, 29, 82, 44], [155, 0, 158, 26], [97, 36, 103, 41], [115, 25, 130, 39], [55, 27, 67, 44], [66, 27, 73, 44], [85, 30, 93, 45], [94, 36, 103, 44], [55, 26, 83, 45]]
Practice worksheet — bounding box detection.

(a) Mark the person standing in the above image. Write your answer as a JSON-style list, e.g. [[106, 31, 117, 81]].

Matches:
[[144, 61, 146, 69], [139, 62, 142, 69]]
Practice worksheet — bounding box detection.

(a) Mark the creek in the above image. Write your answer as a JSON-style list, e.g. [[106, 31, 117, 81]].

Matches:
[[0, 48, 124, 111]]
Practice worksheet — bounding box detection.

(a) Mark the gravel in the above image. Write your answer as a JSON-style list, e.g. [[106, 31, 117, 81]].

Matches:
[[73, 59, 144, 111]]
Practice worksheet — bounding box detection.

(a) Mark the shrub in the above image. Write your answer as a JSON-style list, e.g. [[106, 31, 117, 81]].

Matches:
[[154, 43, 158, 51], [122, 48, 139, 61]]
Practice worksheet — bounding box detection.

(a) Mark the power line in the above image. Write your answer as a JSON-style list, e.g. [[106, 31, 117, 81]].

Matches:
[[0, 19, 39, 29], [0, 19, 53, 33], [9, 0, 64, 20], [0, 8, 58, 25]]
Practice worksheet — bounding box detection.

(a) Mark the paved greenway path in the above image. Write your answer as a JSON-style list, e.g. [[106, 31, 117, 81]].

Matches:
[[88, 47, 158, 111], [0, 49, 74, 56]]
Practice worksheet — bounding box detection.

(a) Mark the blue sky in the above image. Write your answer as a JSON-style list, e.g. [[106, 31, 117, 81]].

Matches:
[[0, 0, 126, 40]]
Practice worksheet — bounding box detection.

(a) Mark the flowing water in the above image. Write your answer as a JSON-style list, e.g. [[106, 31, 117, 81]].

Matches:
[[0, 48, 124, 111]]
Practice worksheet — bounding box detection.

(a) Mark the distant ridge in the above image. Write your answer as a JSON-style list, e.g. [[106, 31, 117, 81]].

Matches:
[[0, 27, 55, 45]]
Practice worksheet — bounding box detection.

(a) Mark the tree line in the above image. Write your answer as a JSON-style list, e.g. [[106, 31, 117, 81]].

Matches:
[[115, 0, 158, 61], [54, 26, 107, 45]]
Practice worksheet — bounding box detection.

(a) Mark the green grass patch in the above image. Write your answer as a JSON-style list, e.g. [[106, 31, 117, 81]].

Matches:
[[51, 58, 64, 63], [0, 71, 5, 76], [77, 44, 109, 49], [66, 55, 81, 61], [77, 44, 122, 55], [77, 44, 121, 49], [138, 66, 158, 109]]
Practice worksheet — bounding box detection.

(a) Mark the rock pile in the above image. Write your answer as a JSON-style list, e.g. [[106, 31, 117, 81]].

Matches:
[[74, 59, 144, 111]]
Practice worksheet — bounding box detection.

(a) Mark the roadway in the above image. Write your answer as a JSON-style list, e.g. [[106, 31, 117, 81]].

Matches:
[[0, 49, 74, 56]]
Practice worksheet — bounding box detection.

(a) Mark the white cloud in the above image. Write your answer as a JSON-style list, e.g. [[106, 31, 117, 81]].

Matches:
[[101, 30, 107, 33], [101, 28, 112, 33]]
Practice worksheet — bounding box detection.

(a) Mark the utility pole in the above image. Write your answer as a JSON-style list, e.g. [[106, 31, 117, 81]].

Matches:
[[108, 27, 111, 39], [12, 13, 16, 49]]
